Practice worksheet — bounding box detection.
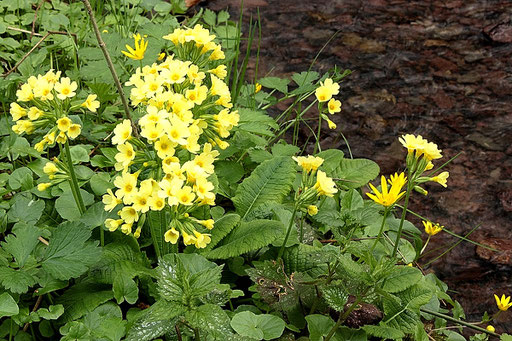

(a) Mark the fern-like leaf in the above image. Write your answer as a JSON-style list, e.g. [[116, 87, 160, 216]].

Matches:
[[206, 219, 284, 259], [232, 156, 295, 220]]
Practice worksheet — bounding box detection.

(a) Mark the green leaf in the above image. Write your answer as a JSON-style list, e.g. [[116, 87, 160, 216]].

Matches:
[[317, 149, 345, 171], [56, 283, 114, 323], [341, 189, 364, 211], [321, 285, 348, 312], [8, 167, 33, 191], [113, 275, 139, 304], [0, 292, 19, 318], [501, 334, 512, 341], [55, 189, 94, 221], [126, 300, 183, 341], [336, 158, 380, 189], [36, 305, 64, 320], [207, 219, 283, 259], [0, 223, 40, 267], [7, 194, 44, 223], [42, 221, 101, 280], [362, 324, 405, 340], [80, 201, 118, 229], [381, 266, 422, 293], [306, 314, 335, 341], [89, 172, 113, 196], [292, 71, 319, 87], [69, 145, 90, 164], [199, 213, 240, 253], [258, 77, 290, 93], [271, 142, 300, 157], [233, 156, 295, 220], [231, 311, 285, 340], [395, 281, 434, 311], [187, 304, 234, 338], [382, 295, 420, 333]]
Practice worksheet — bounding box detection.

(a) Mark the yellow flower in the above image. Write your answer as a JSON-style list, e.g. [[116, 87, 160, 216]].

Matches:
[[132, 193, 151, 213], [81, 94, 100, 112], [193, 231, 211, 249], [325, 116, 337, 130], [112, 119, 132, 145], [314, 170, 338, 197], [122, 33, 148, 60], [292, 155, 324, 173], [423, 141, 443, 160], [56, 131, 67, 144], [315, 78, 339, 102], [43, 162, 58, 175], [54, 77, 78, 100], [105, 218, 123, 232], [307, 205, 318, 216], [10, 103, 27, 121], [102, 188, 122, 211], [57, 117, 72, 132], [121, 223, 133, 235], [431, 171, 449, 187], [164, 227, 180, 244], [37, 183, 51, 191], [422, 221, 443, 236], [120, 206, 138, 224], [486, 325, 495, 333], [208, 65, 228, 79], [198, 219, 214, 230], [399, 134, 425, 155], [148, 195, 166, 211], [114, 172, 138, 204], [182, 231, 197, 246], [158, 52, 166, 61], [115, 142, 136, 168], [27, 107, 43, 120], [255, 83, 262, 93], [327, 98, 341, 114], [494, 294, 512, 311], [67, 124, 81, 139], [366, 173, 407, 207], [175, 186, 195, 206]]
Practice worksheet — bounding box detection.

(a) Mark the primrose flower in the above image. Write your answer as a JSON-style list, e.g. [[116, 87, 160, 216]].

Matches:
[[54, 77, 77, 100], [327, 98, 341, 114], [43, 162, 58, 175], [494, 294, 512, 311], [164, 227, 180, 244], [112, 119, 132, 145], [315, 78, 340, 102], [81, 94, 100, 112], [431, 171, 449, 187], [37, 183, 51, 191], [293, 155, 324, 173], [314, 170, 338, 197], [307, 205, 318, 216], [422, 221, 443, 236], [122, 33, 148, 60], [366, 173, 407, 207], [67, 124, 81, 139]]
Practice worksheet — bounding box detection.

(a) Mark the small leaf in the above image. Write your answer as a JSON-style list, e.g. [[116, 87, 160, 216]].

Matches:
[[0, 223, 41, 267], [0, 292, 19, 318], [55, 189, 94, 221], [381, 266, 422, 293], [231, 311, 285, 340], [258, 77, 290, 93]]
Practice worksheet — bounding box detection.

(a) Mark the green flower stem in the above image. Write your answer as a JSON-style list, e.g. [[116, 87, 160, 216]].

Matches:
[[420, 235, 431, 255], [325, 294, 364, 341], [420, 308, 499, 337], [277, 204, 298, 259], [313, 102, 324, 154], [64, 140, 86, 215], [371, 207, 389, 252], [392, 179, 413, 257]]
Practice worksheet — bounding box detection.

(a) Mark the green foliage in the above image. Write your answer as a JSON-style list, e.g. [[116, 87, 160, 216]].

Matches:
[[233, 156, 295, 220], [231, 311, 286, 340]]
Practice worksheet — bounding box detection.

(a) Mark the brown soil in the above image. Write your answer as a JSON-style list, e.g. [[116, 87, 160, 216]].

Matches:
[[203, 0, 512, 334]]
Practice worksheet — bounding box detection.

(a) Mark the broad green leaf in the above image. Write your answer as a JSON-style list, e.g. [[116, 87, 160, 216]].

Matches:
[[258, 77, 290, 93], [317, 149, 345, 171], [0, 292, 19, 318], [186, 304, 234, 338], [42, 221, 101, 280], [362, 324, 405, 340], [231, 311, 285, 340], [0, 266, 37, 294], [292, 71, 320, 87], [306, 314, 336, 341], [7, 194, 45, 223], [381, 266, 422, 293], [341, 189, 364, 211], [69, 145, 90, 164], [0, 223, 40, 267], [321, 285, 348, 312], [57, 283, 114, 323], [8, 167, 33, 191], [55, 189, 94, 221], [126, 300, 183, 341], [113, 275, 139, 304], [89, 172, 113, 196], [383, 295, 420, 333], [336, 158, 380, 188], [233, 156, 295, 220], [271, 142, 300, 157], [207, 219, 283, 259]]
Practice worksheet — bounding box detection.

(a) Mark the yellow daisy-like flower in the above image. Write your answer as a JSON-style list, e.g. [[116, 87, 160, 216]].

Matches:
[[430, 171, 449, 187], [366, 173, 407, 207], [422, 221, 443, 236], [81, 94, 100, 112], [54, 77, 78, 100], [315, 78, 340, 102], [122, 33, 148, 60], [494, 294, 512, 311]]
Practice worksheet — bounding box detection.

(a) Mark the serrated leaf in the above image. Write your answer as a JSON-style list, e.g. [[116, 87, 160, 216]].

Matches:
[[383, 295, 420, 333], [336, 158, 380, 188], [56, 283, 114, 323], [258, 77, 290, 93], [125, 300, 183, 341], [396, 281, 434, 311], [292, 71, 320, 86], [199, 213, 240, 253], [0, 292, 19, 318], [42, 221, 101, 280], [207, 219, 283, 259], [233, 157, 295, 220], [362, 324, 405, 340], [0, 223, 40, 267], [381, 266, 422, 293], [0, 266, 37, 294], [187, 304, 234, 338], [321, 285, 348, 312]]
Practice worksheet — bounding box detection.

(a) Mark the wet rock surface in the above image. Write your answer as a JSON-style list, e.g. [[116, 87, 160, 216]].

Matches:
[[203, 0, 512, 333]]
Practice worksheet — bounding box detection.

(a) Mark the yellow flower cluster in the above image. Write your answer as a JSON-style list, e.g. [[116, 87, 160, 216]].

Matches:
[[105, 25, 237, 248], [292, 155, 338, 215], [399, 134, 450, 189], [10, 70, 99, 151], [315, 77, 342, 130]]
